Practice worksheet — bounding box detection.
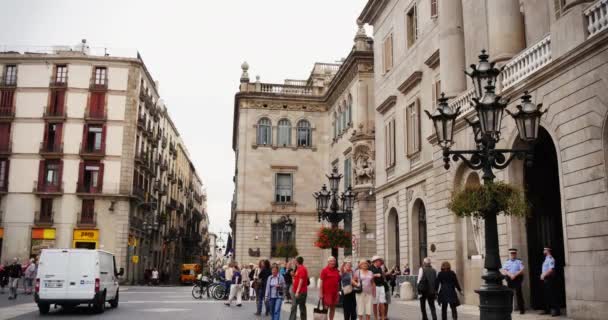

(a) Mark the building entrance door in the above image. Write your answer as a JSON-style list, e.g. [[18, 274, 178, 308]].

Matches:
[[524, 127, 566, 309]]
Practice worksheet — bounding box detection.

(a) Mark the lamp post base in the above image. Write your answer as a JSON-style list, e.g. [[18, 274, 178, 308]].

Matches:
[[476, 283, 513, 320]]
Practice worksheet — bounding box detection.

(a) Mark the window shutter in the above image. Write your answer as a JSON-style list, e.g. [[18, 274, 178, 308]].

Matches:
[[98, 162, 105, 192], [415, 99, 421, 153], [42, 122, 49, 148], [38, 160, 45, 189], [78, 161, 84, 190], [82, 124, 89, 151], [55, 123, 63, 148], [57, 90, 65, 114], [406, 105, 412, 155], [58, 160, 64, 188], [3, 159, 10, 190], [101, 124, 107, 153]]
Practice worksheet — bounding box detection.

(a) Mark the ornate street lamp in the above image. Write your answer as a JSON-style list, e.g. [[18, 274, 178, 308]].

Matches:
[[313, 166, 356, 260], [426, 50, 545, 320]]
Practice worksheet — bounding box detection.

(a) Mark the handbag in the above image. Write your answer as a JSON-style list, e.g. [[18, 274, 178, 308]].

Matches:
[[313, 299, 328, 320], [342, 284, 353, 295], [353, 270, 363, 294]]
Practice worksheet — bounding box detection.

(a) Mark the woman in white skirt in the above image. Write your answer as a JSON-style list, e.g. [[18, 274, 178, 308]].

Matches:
[[352, 259, 374, 320]]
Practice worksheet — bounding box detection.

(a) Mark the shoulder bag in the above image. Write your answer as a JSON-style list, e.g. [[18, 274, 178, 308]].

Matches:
[[353, 270, 363, 294]]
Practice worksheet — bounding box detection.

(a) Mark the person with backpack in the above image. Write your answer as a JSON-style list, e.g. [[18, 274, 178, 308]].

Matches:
[[417, 257, 438, 320]]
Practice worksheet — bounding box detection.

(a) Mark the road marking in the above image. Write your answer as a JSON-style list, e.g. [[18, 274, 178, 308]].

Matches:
[[0, 302, 38, 320]]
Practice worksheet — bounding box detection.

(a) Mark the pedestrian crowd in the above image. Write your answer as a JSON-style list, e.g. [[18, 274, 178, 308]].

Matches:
[[0, 257, 38, 300], [201, 246, 560, 320]]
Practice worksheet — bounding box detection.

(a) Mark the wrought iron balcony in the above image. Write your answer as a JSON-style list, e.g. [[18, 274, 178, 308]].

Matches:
[[0, 76, 17, 88], [34, 211, 54, 226], [0, 141, 12, 156], [39, 142, 64, 158], [84, 106, 107, 122], [49, 78, 68, 88], [132, 186, 145, 201], [137, 115, 146, 131], [0, 106, 15, 121], [76, 182, 102, 194], [43, 107, 67, 120], [79, 143, 105, 159], [77, 211, 97, 227], [89, 80, 108, 91], [33, 181, 63, 195]]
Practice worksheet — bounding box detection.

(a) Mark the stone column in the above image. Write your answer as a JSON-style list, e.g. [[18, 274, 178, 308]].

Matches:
[[439, 0, 466, 98], [486, 0, 525, 63]]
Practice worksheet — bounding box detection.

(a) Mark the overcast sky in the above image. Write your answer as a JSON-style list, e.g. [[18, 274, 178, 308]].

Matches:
[[0, 0, 369, 234]]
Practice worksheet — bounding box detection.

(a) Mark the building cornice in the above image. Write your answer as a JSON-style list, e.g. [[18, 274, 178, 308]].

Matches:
[[358, 0, 390, 25], [374, 160, 434, 194], [397, 70, 423, 95], [376, 95, 397, 114], [424, 49, 440, 69]]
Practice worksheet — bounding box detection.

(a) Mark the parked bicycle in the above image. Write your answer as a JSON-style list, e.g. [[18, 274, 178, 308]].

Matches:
[[191, 274, 211, 299]]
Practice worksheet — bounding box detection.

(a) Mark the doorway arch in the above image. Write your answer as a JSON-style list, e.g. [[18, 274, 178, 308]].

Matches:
[[411, 199, 427, 268], [386, 208, 400, 268], [524, 127, 566, 309]]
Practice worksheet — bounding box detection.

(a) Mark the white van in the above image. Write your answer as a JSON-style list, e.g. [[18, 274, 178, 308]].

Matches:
[[35, 249, 124, 315]]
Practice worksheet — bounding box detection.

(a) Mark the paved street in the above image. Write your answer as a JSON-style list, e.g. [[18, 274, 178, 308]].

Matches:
[[0, 286, 289, 320], [0, 285, 572, 319]]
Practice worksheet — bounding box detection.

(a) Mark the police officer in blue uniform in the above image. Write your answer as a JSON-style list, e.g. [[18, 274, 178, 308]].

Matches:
[[541, 246, 560, 317], [501, 248, 525, 314]]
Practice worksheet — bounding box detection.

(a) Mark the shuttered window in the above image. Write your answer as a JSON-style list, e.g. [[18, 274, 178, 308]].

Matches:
[[406, 99, 421, 156], [385, 119, 396, 168], [383, 34, 394, 73], [407, 5, 418, 48], [275, 173, 293, 203]]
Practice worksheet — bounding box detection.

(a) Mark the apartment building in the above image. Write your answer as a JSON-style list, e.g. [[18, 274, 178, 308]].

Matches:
[[0, 42, 208, 284], [360, 0, 608, 318]]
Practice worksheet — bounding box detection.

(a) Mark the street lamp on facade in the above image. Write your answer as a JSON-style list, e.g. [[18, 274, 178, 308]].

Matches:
[[425, 50, 545, 320], [313, 166, 356, 260]]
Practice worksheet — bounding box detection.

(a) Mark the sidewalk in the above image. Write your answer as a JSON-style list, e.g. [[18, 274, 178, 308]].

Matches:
[[281, 288, 572, 320]]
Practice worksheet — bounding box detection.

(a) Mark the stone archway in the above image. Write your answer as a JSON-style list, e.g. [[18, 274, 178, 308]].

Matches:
[[386, 208, 400, 268], [410, 199, 427, 269], [524, 127, 566, 310]]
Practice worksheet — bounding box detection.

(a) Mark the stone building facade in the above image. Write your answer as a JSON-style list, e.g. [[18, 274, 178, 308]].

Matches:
[[360, 0, 608, 318], [231, 25, 377, 274], [0, 42, 208, 284]]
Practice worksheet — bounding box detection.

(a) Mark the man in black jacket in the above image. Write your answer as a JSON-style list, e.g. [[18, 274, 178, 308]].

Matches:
[[7, 258, 23, 300]]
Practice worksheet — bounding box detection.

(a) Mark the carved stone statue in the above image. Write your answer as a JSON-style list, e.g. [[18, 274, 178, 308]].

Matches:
[[354, 145, 375, 186]]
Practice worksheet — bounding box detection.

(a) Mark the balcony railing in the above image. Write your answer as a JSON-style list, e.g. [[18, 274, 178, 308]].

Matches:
[[34, 211, 54, 226], [260, 83, 314, 95], [42, 107, 67, 120], [77, 211, 97, 227], [79, 143, 105, 158], [49, 78, 68, 88], [33, 181, 64, 195], [500, 34, 552, 90], [85, 106, 107, 122], [0, 106, 15, 120], [449, 88, 476, 118], [132, 186, 145, 200], [0, 76, 17, 87], [0, 142, 11, 155], [585, 0, 608, 38], [76, 182, 102, 194], [137, 115, 146, 131], [89, 80, 108, 91], [39, 142, 64, 158]]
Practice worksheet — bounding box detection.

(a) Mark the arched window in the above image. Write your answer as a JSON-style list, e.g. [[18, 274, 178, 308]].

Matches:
[[341, 101, 348, 131], [347, 94, 353, 125], [297, 120, 312, 147], [277, 119, 291, 146], [333, 112, 337, 139], [418, 202, 428, 267], [257, 118, 272, 145]]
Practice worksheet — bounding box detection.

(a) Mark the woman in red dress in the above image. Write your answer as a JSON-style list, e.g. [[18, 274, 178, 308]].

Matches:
[[320, 256, 341, 320]]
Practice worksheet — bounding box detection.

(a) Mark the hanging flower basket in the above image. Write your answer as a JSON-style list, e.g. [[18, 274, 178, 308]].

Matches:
[[315, 227, 352, 249], [448, 181, 528, 218]]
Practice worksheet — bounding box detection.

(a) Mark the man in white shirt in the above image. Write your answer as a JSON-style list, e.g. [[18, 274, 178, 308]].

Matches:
[[151, 268, 159, 286]]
